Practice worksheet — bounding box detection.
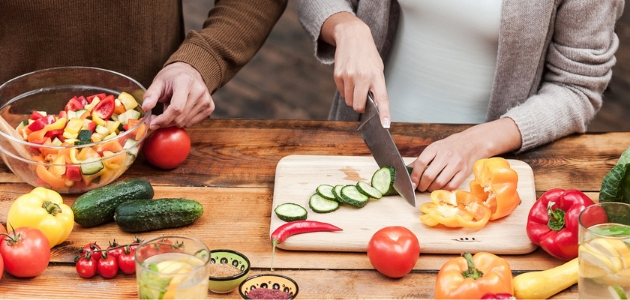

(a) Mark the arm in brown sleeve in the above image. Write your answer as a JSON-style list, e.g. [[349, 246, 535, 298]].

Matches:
[[165, 0, 288, 94]]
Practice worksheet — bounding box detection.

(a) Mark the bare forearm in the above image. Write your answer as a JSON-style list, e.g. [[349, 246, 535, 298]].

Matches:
[[462, 117, 523, 157]]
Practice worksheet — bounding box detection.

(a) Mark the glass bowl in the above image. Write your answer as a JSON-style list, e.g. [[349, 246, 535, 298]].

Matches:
[[0, 66, 150, 194]]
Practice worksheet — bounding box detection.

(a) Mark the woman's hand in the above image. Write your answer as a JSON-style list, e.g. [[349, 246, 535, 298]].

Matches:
[[142, 62, 215, 130], [409, 118, 522, 192], [321, 12, 391, 128]]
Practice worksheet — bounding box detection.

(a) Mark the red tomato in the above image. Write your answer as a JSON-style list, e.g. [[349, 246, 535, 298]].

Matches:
[[75, 255, 98, 279], [0, 252, 4, 281], [107, 240, 123, 260], [367, 226, 420, 278], [97, 252, 119, 279], [81, 242, 102, 261], [0, 227, 50, 277], [118, 246, 136, 275], [143, 127, 191, 169]]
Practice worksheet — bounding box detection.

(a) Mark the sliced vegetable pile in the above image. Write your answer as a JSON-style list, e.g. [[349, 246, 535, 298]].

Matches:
[[14, 92, 146, 190], [420, 157, 520, 230]]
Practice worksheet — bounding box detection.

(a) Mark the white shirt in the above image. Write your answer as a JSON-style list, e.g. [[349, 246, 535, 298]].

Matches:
[[384, 0, 502, 123]]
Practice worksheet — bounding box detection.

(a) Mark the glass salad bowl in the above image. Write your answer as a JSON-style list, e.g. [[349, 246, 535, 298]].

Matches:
[[0, 66, 151, 194]]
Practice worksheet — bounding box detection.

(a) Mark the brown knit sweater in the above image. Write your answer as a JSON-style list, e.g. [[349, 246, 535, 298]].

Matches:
[[0, 0, 287, 92]]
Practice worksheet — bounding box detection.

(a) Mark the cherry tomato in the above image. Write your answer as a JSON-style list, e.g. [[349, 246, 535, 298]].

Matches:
[[142, 127, 191, 169], [92, 94, 115, 120], [118, 246, 136, 275], [75, 255, 98, 279], [97, 252, 119, 279], [367, 226, 420, 278], [129, 236, 143, 253], [81, 242, 102, 261], [107, 240, 123, 260], [0, 226, 50, 277]]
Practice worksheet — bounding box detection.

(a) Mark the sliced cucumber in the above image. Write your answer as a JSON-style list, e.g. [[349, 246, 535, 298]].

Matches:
[[316, 184, 336, 200], [274, 202, 307, 222], [371, 166, 397, 196], [340, 185, 369, 208], [80, 157, 104, 175], [332, 185, 345, 202], [309, 193, 340, 213], [356, 181, 383, 200], [123, 138, 139, 156]]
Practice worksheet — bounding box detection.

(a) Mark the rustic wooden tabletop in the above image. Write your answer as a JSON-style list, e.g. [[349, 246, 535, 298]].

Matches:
[[0, 119, 627, 298]]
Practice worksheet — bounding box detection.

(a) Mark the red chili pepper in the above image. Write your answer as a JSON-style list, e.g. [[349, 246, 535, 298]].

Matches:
[[270, 220, 341, 271], [271, 220, 342, 246], [526, 188, 595, 260]]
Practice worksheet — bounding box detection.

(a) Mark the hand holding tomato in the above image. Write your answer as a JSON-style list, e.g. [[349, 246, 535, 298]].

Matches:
[[367, 226, 420, 278], [143, 127, 191, 169], [0, 226, 50, 277]]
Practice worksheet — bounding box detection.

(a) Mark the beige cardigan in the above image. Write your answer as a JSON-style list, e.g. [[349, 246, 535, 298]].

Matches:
[[298, 0, 624, 152]]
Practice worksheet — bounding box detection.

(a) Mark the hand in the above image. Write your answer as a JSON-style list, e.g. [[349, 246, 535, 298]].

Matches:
[[321, 12, 391, 128], [409, 118, 522, 192], [142, 62, 215, 130]]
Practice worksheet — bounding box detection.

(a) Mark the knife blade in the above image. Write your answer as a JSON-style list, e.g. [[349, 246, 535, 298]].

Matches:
[[357, 93, 416, 206]]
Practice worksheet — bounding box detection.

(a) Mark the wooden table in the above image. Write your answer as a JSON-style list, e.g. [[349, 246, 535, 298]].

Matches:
[[0, 119, 627, 299]]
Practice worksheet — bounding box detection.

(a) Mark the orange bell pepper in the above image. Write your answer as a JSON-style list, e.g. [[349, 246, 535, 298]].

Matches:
[[419, 190, 491, 230], [434, 252, 513, 299], [469, 157, 520, 220], [36, 165, 67, 190]]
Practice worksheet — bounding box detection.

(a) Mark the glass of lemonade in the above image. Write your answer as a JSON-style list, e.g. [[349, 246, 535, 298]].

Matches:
[[578, 202, 630, 299], [135, 236, 210, 299]]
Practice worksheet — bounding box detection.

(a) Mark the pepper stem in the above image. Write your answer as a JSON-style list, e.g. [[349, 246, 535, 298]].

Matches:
[[42, 201, 62, 216], [547, 201, 566, 231], [461, 252, 483, 279]]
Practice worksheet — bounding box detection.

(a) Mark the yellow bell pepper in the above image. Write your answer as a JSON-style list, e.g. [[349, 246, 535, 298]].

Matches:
[[420, 190, 491, 231], [6, 187, 74, 248]]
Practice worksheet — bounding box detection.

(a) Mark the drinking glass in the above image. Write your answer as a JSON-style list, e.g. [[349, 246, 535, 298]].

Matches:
[[578, 202, 630, 299], [135, 235, 210, 299]]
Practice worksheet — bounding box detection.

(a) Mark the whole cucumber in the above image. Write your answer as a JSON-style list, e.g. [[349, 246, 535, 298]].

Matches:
[[114, 198, 204, 233], [71, 178, 154, 227]]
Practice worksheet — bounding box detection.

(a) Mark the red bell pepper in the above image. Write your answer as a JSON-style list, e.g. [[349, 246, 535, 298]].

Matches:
[[92, 94, 115, 120], [526, 188, 595, 260]]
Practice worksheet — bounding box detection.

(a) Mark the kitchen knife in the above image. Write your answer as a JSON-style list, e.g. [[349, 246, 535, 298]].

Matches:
[[357, 93, 416, 206]]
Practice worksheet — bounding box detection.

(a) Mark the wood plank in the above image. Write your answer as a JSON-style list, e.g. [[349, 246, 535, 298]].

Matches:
[[0, 265, 579, 299]]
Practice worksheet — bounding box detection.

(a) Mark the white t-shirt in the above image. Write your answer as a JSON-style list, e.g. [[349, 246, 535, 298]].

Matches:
[[383, 0, 502, 123]]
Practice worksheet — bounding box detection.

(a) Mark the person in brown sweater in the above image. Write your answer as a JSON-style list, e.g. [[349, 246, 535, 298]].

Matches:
[[0, 0, 288, 129]]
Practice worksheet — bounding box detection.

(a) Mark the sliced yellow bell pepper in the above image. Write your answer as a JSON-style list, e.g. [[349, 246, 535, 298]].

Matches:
[[6, 187, 74, 247], [420, 190, 491, 231]]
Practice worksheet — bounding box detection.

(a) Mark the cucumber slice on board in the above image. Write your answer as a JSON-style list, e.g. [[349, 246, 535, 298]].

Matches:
[[309, 193, 340, 213], [274, 203, 308, 222], [316, 184, 336, 200], [371, 166, 397, 196], [332, 185, 345, 202], [340, 185, 369, 208], [356, 181, 383, 199]]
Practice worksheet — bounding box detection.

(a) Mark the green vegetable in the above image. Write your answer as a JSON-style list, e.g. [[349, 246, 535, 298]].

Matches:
[[600, 146, 630, 204], [371, 166, 396, 196], [274, 202, 308, 221], [340, 185, 369, 208], [308, 193, 340, 213], [114, 198, 203, 233], [590, 224, 630, 237], [71, 178, 154, 227]]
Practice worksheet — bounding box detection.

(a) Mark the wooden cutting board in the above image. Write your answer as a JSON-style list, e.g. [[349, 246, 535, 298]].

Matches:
[[271, 155, 538, 254]]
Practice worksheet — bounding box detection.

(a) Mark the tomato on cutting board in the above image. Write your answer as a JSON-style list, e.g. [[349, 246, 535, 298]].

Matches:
[[142, 127, 191, 169], [367, 226, 420, 278]]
